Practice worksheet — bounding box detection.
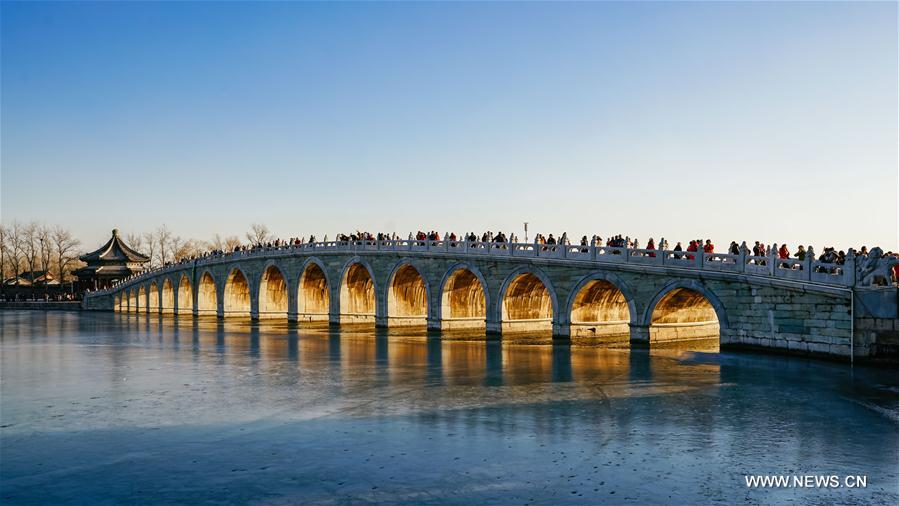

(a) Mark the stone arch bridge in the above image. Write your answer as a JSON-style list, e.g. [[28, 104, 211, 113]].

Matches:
[[83, 240, 896, 360]]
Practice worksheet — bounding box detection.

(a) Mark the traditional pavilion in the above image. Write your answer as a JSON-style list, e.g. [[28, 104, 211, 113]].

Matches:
[[75, 229, 150, 289]]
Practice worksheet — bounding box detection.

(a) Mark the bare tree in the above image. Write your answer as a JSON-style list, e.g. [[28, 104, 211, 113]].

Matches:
[[6, 222, 25, 284], [224, 235, 243, 252], [126, 232, 145, 254], [207, 233, 242, 252], [22, 222, 41, 280], [38, 225, 53, 278], [0, 224, 7, 282], [154, 225, 174, 266], [168, 235, 182, 262], [51, 226, 81, 283], [246, 223, 273, 245], [207, 233, 225, 252], [142, 231, 157, 267], [174, 238, 202, 261]]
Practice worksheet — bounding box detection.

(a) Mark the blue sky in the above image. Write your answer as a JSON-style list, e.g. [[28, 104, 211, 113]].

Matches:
[[2, 1, 896, 251]]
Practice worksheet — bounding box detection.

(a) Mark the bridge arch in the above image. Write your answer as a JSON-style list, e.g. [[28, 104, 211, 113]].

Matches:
[[114, 294, 121, 312], [338, 257, 377, 323], [161, 278, 175, 314], [148, 281, 159, 313], [497, 266, 559, 335], [565, 272, 636, 340], [642, 280, 727, 343], [137, 285, 147, 313], [196, 270, 218, 315], [224, 267, 252, 317], [127, 288, 135, 313], [258, 263, 289, 318], [297, 258, 330, 321], [438, 262, 489, 330], [386, 260, 430, 326], [177, 273, 193, 315]]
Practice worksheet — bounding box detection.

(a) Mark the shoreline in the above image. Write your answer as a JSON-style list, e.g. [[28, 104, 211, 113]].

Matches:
[[0, 302, 82, 310]]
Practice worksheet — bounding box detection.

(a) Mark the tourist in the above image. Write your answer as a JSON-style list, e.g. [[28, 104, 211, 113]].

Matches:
[[686, 240, 697, 260], [778, 244, 789, 260]]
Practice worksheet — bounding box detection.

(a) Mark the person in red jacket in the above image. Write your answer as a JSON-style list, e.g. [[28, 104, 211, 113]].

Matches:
[[686, 240, 697, 260], [703, 239, 714, 254], [778, 244, 790, 260]]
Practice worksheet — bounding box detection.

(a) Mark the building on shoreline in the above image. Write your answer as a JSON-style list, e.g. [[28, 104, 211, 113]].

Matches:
[[74, 229, 150, 290], [2, 270, 59, 286]]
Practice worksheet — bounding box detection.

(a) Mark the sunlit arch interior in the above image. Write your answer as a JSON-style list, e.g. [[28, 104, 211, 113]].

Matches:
[[161, 278, 175, 314], [440, 267, 486, 330], [501, 272, 553, 333], [387, 264, 428, 326], [298, 262, 329, 321], [149, 282, 160, 314], [197, 272, 217, 315], [649, 287, 720, 343], [137, 285, 146, 313], [339, 262, 375, 323], [178, 275, 193, 315], [259, 265, 288, 318], [224, 269, 251, 316], [569, 279, 631, 340]]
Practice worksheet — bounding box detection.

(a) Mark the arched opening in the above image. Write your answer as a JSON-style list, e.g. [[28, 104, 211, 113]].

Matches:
[[224, 269, 251, 317], [440, 267, 486, 330], [197, 272, 217, 315], [570, 279, 631, 343], [177, 275, 193, 315], [137, 286, 146, 313], [259, 265, 288, 318], [161, 278, 175, 314], [148, 282, 159, 313], [128, 289, 136, 312], [649, 287, 720, 345], [387, 264, 428, 326], [298, 262, 329, 321], [501, 272, 553, 334], [339, 262, 375, 323], [114, 294, 121, 312]]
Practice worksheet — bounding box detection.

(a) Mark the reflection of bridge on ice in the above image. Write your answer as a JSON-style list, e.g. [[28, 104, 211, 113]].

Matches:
[[84, 240, 899, 360]]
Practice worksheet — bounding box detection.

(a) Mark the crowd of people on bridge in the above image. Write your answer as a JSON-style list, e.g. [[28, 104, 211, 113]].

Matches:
[[99, 227, 899, 292]]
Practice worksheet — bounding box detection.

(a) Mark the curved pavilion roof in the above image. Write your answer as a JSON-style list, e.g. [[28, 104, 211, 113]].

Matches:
[[80, 229, 150, 263]]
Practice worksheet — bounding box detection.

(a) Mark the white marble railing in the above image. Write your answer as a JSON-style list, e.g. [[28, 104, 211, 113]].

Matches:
[[90, 240, 858, 296]]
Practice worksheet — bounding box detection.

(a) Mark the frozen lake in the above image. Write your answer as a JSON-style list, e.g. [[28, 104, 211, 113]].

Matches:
[[1, 310, 897, 504]]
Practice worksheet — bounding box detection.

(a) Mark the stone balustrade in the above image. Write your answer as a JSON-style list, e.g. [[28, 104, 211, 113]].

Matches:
[[91, 240, 859, 297]]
